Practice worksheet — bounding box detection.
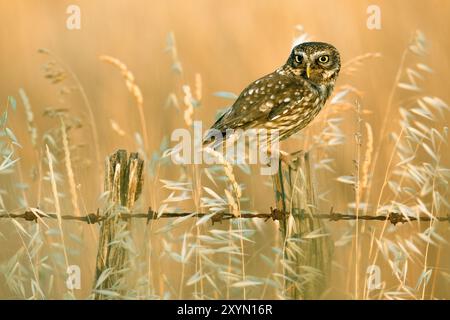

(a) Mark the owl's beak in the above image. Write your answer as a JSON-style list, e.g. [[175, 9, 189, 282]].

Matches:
[[306, 65, 311, 79]]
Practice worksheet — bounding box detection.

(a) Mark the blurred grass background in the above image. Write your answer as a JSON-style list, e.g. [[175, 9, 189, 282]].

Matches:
[[0, 0, 449, 299]]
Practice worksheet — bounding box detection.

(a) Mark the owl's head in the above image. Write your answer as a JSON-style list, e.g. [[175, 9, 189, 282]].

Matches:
[[286, 42, 340, 85]]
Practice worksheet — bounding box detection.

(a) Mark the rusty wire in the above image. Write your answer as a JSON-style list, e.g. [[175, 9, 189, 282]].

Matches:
[[0, 207, 448, 226]]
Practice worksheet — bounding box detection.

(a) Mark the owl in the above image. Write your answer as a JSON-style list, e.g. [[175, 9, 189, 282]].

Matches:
[[204, 42, 341, 144]]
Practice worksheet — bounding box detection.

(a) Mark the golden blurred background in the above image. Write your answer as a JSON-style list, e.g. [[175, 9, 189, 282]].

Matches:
[[0, 0, 449, 299]]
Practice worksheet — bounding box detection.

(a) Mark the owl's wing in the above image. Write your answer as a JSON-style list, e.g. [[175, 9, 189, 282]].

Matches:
[[210, 72, 311, 133]]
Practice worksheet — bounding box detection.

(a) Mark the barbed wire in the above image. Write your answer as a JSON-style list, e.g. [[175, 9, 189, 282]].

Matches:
[[0, 207, 448, 226]]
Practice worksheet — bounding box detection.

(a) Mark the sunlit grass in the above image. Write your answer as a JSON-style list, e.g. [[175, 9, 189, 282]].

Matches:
[[0, 26, 448, 300]]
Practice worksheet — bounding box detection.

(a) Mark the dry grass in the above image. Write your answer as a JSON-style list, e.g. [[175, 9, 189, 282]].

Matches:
[[0, 2, 449, 300]]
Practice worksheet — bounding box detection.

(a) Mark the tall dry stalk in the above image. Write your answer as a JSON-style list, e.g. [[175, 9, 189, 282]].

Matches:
[[60, 118, 81, 217], [45, 145, 73, 297], [99, 55, 149, 153], [38, 49, 101, 169]]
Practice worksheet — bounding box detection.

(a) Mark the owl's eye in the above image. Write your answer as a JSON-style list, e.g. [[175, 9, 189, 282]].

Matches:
[[295, 55, 302, 63], [318, 55, 330, 63]]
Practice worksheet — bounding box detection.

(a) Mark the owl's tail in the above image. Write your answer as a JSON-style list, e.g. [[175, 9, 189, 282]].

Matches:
[[203, 108, 231, 148], [202, 129, 226, 149]]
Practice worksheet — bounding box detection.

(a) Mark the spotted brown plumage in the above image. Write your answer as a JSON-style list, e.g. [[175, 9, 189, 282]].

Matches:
[[204, 42, 341, 143]]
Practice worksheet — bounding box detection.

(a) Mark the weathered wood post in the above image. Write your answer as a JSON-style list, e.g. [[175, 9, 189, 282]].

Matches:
[[92, 150, 144, 299], [272, 151, 333, 299]]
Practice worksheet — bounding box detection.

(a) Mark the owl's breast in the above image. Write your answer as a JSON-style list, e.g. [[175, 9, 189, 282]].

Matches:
[[265, 93, 323, 132]]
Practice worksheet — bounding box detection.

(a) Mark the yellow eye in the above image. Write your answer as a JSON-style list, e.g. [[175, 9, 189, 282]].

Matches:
[[318, 55, 329, 63], [295, 55, 302, 63]]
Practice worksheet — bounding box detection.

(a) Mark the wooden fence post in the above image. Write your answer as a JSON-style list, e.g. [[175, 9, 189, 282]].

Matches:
[[272, 151, 333, 299], [92, 150, 144, 299]]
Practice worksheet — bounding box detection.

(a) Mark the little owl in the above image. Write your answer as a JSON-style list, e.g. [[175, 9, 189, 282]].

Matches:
[[204, 42, 341, 144]]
